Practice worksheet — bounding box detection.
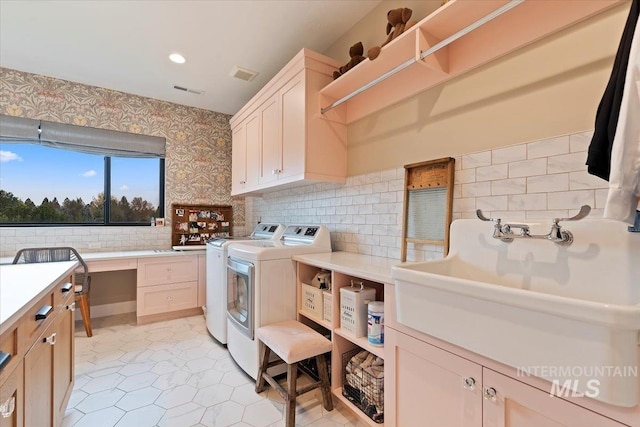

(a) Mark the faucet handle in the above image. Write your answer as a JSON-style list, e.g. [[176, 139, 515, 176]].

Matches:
[[476, 209, 499, 223], [554, 205, 591, 224]]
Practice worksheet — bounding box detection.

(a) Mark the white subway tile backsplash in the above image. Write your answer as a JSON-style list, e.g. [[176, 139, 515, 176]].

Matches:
[[527, 136, 569, 159], [491, 178, 526, 195], [454, 169, 476, 184], [453, 198, 476, 213], [547, 190, 595, 210], [595, 188, 609, 209], [492, 145, 527, 164], [476, 164, 508, 181], [508, 194, 547, 211], [569, 171, 608, 190], [476, 196, 508, 212], [547, 152, 588, 174], [508, 158, 547, 178], [462, 151, 491, 169], [527, 174, 569, 193], [462, 182, 491, 198], [569, 131, 593, 153]]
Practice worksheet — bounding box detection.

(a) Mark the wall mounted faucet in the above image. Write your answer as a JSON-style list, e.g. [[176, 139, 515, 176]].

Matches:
[[476, 205, 591, 246]]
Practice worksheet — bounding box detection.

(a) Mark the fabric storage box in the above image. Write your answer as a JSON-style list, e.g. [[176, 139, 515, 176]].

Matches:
[[340, 282, 376, 337], [342, 348, 384, 424], [301, 283, 323, 320], [323, 290, 332, 323]]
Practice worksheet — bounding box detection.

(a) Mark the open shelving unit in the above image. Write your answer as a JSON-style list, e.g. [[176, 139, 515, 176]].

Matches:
[[319, 0, 624, 124], [296, 263, 386, 426]]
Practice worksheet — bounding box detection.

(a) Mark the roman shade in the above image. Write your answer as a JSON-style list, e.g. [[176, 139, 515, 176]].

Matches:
[[0, 114, 165, 158]]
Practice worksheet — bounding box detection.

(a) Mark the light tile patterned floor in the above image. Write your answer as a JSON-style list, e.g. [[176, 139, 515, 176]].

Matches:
[[64, 314, 370, 427]]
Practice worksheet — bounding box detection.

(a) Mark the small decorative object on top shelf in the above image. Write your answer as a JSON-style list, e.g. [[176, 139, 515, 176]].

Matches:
[[333, 42, 366, 80], [367, 8, 417, 60], [171, 203, 232, 249]]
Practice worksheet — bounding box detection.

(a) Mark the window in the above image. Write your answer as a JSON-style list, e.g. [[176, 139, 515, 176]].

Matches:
[[0, 115, 165, 225]]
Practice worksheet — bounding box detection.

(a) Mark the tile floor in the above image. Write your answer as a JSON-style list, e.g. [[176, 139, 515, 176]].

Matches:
[[64, 314, 369, 427]]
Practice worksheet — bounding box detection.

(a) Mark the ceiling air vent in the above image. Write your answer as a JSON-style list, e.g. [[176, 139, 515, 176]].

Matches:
[[229, 65, 259, 82], [173, 85, 204, 95]]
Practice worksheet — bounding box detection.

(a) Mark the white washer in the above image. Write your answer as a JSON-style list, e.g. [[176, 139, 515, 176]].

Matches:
[[205, 223, 284, 344], [226, 225, 332, 379]]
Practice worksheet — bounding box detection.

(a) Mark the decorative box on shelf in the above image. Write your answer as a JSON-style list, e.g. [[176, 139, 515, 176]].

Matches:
[[301, 283, 323, 320], [340, 281, 376, 338]]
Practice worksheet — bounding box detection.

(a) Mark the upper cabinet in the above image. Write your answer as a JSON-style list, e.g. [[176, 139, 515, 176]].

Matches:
[[230, 49, 347, 196], [319, 0, 625, 124]]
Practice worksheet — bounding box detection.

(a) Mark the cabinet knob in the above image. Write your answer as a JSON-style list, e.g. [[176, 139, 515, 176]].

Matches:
[[463, 376, 476, 391], [0, 396, 15, 418], [483, 386, 498, 403], [67, 302, 76, 312], [272, 169, 278, 175], [167, 296, 173, 301], [44, 333, 57, 346], [239, 180, 246, 185]]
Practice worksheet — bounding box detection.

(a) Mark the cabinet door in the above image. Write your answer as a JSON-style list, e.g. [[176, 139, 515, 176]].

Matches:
[[0, 360, 23, 427], [385, 328, 482, 427], [245, 112, 260, 189], [280, 71, 305, 180], [259, 95, 281, 185], [24, 322, 56, 427], [231, 124, 247, 195], [482, 369, 624, 427], [53, 301, 74, 425]]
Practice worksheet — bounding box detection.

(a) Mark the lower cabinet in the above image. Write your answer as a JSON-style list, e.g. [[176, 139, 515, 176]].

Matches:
[[385, 327, 625, 427], [136, 255, 201, 322], [24, 304, 74, 427]]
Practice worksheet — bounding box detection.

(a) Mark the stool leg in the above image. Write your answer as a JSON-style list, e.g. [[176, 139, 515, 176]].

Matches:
[[285, 362, 298, 427], [255, 343, 270, 393], [316, 354, 333, 411], [76, 293, 93, 337]]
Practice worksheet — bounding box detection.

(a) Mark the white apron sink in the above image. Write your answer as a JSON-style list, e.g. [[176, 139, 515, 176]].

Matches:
[[391, 218, 640, 407]]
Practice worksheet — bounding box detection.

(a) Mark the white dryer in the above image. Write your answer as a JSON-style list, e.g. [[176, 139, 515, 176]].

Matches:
[[205, 223, 284, 344], [226, 225, 332, 379]]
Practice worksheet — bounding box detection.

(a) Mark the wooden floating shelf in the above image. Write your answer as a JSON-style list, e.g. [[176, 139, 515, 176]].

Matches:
[[319, 0, 624, 124]]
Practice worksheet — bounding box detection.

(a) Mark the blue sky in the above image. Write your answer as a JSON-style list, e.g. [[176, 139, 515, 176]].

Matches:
[[0, 143, 159, 206]]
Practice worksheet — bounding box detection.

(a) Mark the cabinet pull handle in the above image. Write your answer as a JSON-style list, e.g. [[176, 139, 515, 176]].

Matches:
[[35, 305, 53, 321], [67, 302, 76, 311], [0, 352, 11, 371], [44, 333, 57, 346], [462, 376, 476, 390], [0, 396, 15, 418], [239, 180, 246, 184], [61, 282, 73, 293], [272, 169, 278, 175], [483, 386, 497, 403]]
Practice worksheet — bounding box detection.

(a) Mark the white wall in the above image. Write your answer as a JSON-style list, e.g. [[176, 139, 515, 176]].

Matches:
[[246, 130, 608, 261]]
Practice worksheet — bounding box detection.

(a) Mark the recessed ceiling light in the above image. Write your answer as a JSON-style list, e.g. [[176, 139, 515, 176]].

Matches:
[[169, 53, 186, 64]]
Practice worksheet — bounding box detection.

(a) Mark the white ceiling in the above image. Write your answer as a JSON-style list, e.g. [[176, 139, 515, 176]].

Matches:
[[0, 0, 382, 115]]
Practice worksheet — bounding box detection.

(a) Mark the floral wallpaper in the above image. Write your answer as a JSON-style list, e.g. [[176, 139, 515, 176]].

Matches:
[[0, 67, 245, 238]]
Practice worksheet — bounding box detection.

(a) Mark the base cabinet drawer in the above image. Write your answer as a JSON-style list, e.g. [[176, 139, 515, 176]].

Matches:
[[137, 257, 198, 287], [137, 281, 198, 316]]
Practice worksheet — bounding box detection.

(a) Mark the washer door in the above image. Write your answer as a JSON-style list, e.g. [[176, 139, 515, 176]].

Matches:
[[227, 257, 254, 339]]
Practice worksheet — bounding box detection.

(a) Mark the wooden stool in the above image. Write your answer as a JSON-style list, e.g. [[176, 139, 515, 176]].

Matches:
[[255, 320, 333, 427]]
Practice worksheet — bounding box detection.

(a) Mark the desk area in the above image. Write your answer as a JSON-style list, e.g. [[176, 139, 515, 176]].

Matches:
[[2, 249, 207, 325]]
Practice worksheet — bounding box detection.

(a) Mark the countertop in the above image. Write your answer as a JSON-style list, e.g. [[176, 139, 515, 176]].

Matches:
[[0, 261, 78, 331], [293, 251, 402, 283], [0, 248, 206, 265]]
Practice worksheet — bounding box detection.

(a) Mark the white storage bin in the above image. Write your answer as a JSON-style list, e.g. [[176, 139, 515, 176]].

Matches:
[[301, 283, 323, 320], [340, 282, 376, 337], [323, 290, 332, 323]]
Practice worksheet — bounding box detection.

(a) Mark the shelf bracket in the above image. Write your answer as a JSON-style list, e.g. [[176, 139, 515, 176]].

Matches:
[[320, 0, 525, 116]]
